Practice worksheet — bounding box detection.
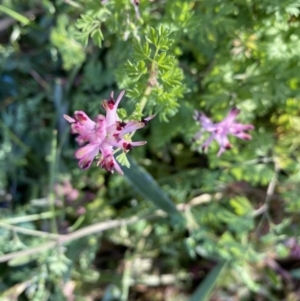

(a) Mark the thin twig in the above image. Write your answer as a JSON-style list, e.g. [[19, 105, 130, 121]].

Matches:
[[0, 119, 30, 153], [130, 0, 140, 20], [251, 159, 280, 218], [243, 157, 274, 165], [0, 194, 214, 263], [1, 211, 56, 224], [29, 70, 49, 90], [0, 222, 60, 239], [251, 204, 267, 217], [48, 130, 58, 234], [0, 216, 141, 263], [0, 8, 42, 32], [64, 0, 82, 8]]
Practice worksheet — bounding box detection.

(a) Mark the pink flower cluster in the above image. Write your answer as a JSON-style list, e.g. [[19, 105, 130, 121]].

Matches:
[[194, 108, 254, 156], [64, 91, 154, 175], [54, 180, 79, 202]]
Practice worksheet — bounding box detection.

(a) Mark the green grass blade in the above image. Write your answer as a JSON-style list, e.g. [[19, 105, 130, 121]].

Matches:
[[189, 261, 228, 301], [0, 4, 31, 25], [122, 156, 183, 220]]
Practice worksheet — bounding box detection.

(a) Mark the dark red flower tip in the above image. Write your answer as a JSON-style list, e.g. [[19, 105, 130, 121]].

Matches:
[[231, 107, 240, 114], [141, 117, 149, 125], [108, 160, 114, 170], [103, 99, 115, 110], [81, 160, 91, 169], [116, 121, 127, 131], [113, 134, 121, 143], [76, 112, 88, 122], [123, 142, 133, 151]]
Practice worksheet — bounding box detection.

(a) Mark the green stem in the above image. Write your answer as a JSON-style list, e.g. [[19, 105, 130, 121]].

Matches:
[[67, 215, 85, 232], [0, 4, 31, 25], [0, 222, 60, 239], [0, 199, 204, 263], [64, 0, 82, 8], [139, 84, 153, 113], [128, 83, 153, 141], [128, 48, 158, 143], [48, 130, 58, 233], [65, 64, 82, 96], [0, 119, 29, 153], [121, 252, 132, 301], [139, 46, 159, 112], [1, 211, 56, 224]]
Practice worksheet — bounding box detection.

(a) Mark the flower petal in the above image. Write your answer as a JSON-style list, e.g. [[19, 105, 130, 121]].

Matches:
[[74, 111, 95, 130], [75, 144, 99, 160], [103, 90, 125, 127], [222, 107, 240, 125], [194, 111, 212, 126], [234, 132, 252, 140], [229, 123, 254, 134], [120, 121, 145, 135], [122, 140, 147, 151], [141, 114, 156, 124], [76, 144, 99, 169], [64, 114, 76, 123], [98, 144, 124, 175]]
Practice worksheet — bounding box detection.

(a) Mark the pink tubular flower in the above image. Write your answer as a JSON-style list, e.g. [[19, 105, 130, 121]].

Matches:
[[64, 90, 154, 175], [194, 108, 254, 156]]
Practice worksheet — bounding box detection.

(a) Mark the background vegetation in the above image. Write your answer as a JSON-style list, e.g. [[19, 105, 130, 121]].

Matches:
[[1, 0, 300, 300]]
